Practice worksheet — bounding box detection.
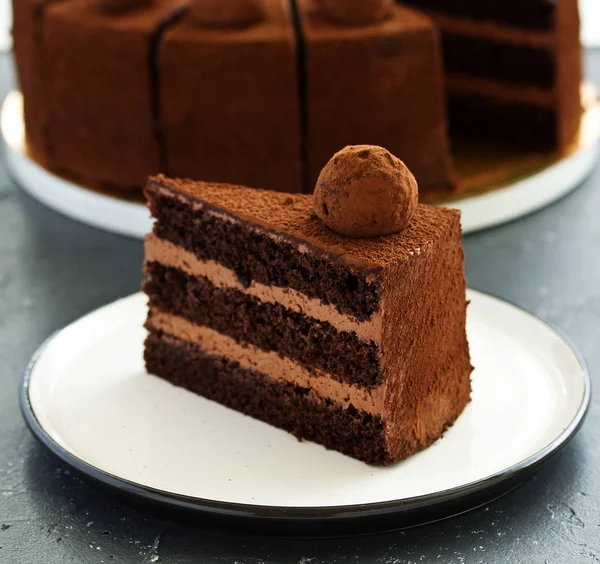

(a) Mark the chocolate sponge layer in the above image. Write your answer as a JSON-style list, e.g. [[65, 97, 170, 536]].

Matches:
[[448, 93, 557, 148], [144, 262, 382, 388], [145, 331, 392, 465], [147, 188, 381, 322], [442, 34, 555, 88]]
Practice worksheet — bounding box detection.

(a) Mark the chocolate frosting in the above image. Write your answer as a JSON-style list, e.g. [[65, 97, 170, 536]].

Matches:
[[189, 0, 264, 28], [316, 0, 393, 25], [313, 145, 418, 238]]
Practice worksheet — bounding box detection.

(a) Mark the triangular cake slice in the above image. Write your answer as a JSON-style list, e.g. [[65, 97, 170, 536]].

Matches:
[[143, 172, 472, 465]]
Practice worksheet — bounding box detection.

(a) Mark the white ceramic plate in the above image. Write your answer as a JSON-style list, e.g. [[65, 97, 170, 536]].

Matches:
[[21, 289, 590, 535], [3, 90, 600, 238]]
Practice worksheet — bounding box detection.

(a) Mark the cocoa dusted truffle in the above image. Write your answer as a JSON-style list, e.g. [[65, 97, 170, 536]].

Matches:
[[314, 145, 418, 238], [100, 0, 152, 13], [316, 0, 393, 25], [189, 0, 264, 28]]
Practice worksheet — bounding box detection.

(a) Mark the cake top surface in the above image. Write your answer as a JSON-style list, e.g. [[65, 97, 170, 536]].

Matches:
[[166, 0, 292, 43], [301, 0, 434, 38], [188, 0, 265, 29], [314, 0, 393, 26], [148, 175, 460, 271], [47, 0, 187, 29]]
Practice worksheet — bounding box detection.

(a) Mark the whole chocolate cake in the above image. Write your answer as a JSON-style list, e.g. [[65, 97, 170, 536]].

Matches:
[[12, 0, 582, 196], [143, 145, 473, 464]]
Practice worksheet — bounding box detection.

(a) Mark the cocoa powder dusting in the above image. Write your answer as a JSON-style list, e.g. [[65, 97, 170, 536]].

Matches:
[[189, 0, 264, 28], [100, 0, 152, 14], [316, 0, 393, 25]]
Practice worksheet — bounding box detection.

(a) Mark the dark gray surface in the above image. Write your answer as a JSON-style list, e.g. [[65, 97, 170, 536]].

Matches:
[[0, 50, 599, 563]]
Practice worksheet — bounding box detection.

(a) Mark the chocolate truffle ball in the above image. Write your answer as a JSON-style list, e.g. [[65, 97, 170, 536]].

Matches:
[[314, 145, 418, 238], [100, 0, 152, 13], [316, 0, 393, 25], [190, 0, 264, 28]]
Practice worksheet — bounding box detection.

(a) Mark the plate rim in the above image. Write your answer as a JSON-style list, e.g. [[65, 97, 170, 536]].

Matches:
[[20, 289, 592, 523]]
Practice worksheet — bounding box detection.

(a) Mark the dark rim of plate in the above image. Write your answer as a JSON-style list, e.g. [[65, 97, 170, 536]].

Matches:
[[19, 290, 592, 522]]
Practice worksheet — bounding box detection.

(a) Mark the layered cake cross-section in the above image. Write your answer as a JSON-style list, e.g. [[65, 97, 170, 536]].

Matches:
[[143, 147, 472, 464], [402, 0, 582, 150]]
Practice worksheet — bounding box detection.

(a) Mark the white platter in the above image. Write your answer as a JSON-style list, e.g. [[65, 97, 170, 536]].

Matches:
[[21, 289, 590, 535], [3, 90, 600, 238]]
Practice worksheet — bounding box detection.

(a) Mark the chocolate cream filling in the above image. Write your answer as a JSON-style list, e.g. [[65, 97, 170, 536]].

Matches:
[[424, 11, 557, 48], [446, 75, 555, 106], [146, 183, 383, 322], [145, 235, 382, 344], [145, 262, 382, 387], [146, 310, 385, 414]]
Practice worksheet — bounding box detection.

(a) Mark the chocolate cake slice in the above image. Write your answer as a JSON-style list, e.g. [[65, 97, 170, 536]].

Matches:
[[143, 147, 472, 465]]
